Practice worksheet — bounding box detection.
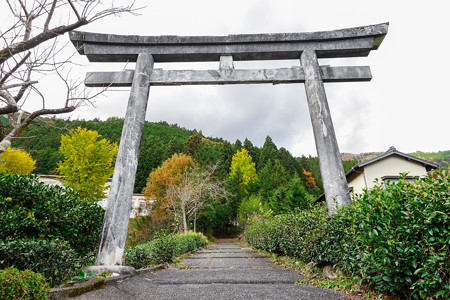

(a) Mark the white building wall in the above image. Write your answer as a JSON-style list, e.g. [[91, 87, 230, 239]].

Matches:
[[364, 156, 427, 190], [347, 172, 367, 196], [348, 156, 429, 196]]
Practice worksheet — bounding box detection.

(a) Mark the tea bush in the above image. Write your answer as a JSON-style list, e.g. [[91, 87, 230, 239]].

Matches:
[[174, 231, 208, 254], [332, 169, 449, 299], [125, 232, 208, 269], [244, 215, 283, 253], [244, 168, 449, 299], [0, 173, 104, 256], [0, 267, 49, 300], [0, 239, 79, 287]]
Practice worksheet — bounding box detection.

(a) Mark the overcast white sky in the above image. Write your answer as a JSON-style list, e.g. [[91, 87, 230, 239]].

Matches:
[[4, 0, 450, 156]]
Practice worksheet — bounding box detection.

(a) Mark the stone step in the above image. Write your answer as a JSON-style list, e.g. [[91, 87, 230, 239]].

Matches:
[[181, 257, 275, 269], [142, 268, 303, 285], [190, 252, 266, 259]]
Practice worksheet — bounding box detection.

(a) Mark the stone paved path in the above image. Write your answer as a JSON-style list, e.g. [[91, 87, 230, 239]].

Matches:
[[74, 239, 349, 299]]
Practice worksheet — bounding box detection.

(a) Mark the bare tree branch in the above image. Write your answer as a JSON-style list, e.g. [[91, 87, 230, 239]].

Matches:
[[0, 52, 30, 85], [44, 0, 58, 30], [0, 90, 18, 114], [0, 0, 139, 154], [0, 19, 88, 65], [66, 0, 83, 22], [3, 81, 39, 90], [167, 163, 231, 233]]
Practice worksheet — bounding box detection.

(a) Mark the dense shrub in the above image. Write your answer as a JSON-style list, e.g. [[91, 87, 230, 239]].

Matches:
[[0, 173, 104, 256], [174, 231, 208, 254], [0, 267, 49, 300], [244, 206, 328, 260], [0, 239, 80, 287], [237, 194, 270, 226], [243, 214, 283, 253], [331, 169, 450, 299], [125, 232, 207, 269], [245, 168, 449, 299]]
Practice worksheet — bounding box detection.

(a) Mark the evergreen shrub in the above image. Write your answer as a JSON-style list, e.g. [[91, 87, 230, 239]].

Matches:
[[244, 206, 327, 260], [0, 239, 79, 287], [244, 168, 449, 299], [125, 232, 207, 269], [331, 169, 449, 299], [0, 173, 104, 256], [174, 231, 208, 254], [0, 267, 49, 300], [0, 173, 104, 286]]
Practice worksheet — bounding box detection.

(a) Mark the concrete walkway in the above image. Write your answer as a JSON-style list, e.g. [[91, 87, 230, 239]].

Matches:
[[74, 239, 349, 299]]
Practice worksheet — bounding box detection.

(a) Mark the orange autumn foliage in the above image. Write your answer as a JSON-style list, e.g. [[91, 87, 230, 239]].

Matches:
[[303, 168, 317, 189], [143, 153, 196, 221]]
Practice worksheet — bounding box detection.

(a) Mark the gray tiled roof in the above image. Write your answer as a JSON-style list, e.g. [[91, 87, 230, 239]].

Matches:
[[346, 146, 438, 178]]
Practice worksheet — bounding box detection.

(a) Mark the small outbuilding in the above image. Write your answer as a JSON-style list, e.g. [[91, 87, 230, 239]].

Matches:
[[346, 146, 438, 196]]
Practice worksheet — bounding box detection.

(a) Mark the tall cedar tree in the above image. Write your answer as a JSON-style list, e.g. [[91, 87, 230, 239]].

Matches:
[[258, 136, 279, 171]]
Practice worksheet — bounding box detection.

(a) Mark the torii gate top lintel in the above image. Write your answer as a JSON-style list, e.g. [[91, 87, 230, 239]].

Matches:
[[69, 22, 388, 63]]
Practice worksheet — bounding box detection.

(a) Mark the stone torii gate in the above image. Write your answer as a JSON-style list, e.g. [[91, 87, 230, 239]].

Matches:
[[70, 23, 388, 267]]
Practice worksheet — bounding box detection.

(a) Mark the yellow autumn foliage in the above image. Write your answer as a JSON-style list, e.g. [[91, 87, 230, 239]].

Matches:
[[0, 147, 36, 174]]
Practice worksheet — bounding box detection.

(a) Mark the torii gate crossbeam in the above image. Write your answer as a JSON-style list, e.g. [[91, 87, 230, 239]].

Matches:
[[70, 23, 388, 268]]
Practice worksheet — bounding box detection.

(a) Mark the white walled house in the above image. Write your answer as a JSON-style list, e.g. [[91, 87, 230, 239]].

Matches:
[[346, 146, 438, 196]]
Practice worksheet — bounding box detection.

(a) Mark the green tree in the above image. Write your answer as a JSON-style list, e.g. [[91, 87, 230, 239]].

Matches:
[[279, 147, 297, 176], [57, 127, 118, 201], [217, 141, 234, 177], [269, 176, 313, 214], [164, 138, 185, 161], [237, 194, 270, 225], [135, 136, 164, 193], [258, 136, 279, 171], [184, 133, 203, 156], [258, 159, 290, 200], [233, 139, 243, 153], [244, 138, 260, 170], [229, 149, 258, 194], [193, 140, 219, 167], [0, 147, 36, 174]]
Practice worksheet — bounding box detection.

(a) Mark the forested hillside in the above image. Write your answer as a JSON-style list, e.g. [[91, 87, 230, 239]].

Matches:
[[7, 117, 336, 196], [411, 150, 450, 167]]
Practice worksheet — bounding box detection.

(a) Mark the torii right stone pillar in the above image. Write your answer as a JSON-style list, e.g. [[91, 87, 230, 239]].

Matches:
[[300, 50, 351, 214]]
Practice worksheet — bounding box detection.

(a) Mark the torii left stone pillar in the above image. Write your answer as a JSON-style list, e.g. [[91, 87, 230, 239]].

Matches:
[[95, 53, 153, 267]]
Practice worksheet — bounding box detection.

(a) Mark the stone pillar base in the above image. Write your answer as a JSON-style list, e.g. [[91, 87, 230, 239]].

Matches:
[[83, 265, 136, 277]]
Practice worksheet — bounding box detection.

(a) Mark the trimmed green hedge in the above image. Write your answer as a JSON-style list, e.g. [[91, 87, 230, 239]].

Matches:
[[0, 239, 79, 287], [0, 173, 105, 287], [125, 231, 208, 269], [0, 173, 104, 256], [0, 267, 49, 300], [245, 168, 449, 299]]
